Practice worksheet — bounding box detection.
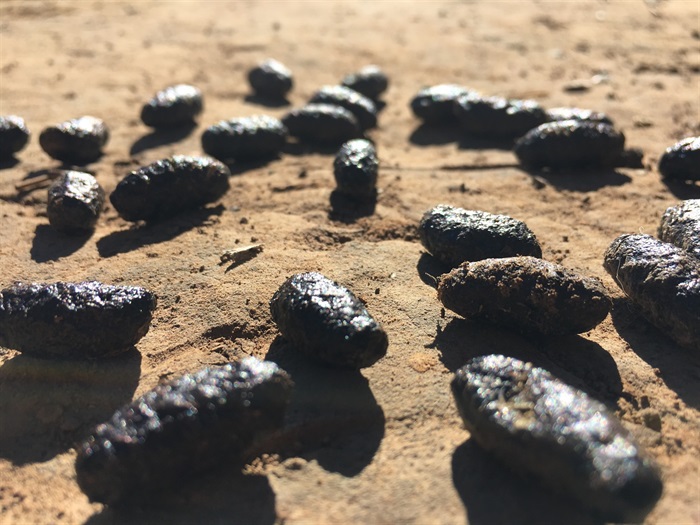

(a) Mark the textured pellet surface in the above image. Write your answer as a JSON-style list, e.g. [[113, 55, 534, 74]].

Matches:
[[248, 59, 293, 99], [453, 94, 547, 138], [451, 355, 663, 523], [201, 115, 287, 161], [0, 115, 30, 158], [110, 155, 230, 222], [140, 84, 203, 128], [47, 171, 105, 233], [410, 84, 473, 123], [604, 234, 700, 350], [438, 256, 611, 335], [270, 272, 388, 368], [658, 137, 700, 182], [658, 200, 700, 258], [341, 65, 389, 101], [333, 139, 379, 198], [514, 120, 625, 169], [309, 85, 378, 130], [282, 104, 361, 145], [419, 205, 542, 268], [38, 116, 109, 164], [545, 107, 613, 125], [0, 281, 156, 358], [75, 357, 293, 505]]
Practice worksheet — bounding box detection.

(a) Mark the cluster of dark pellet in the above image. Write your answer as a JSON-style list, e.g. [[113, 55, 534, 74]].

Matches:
[[75, 357, 293, 505], [451, 355, 663, 523], [270, 272, 388, 369], [658, 136, 700, 182], [201, 115, 288, 162], [47, 171, 105, 234], [0, 115, 30, 158], [39, 116, 109, 164], [309, 85, 378, 130], [453, 93, 548, 138], [0, 281, 156, 359], [140, 84, 203, 128]]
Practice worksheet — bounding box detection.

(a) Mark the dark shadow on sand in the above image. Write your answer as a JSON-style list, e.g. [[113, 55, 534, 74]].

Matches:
[[0, 350, 141, 465], [520, 167, 631, 191], [244, 93, 291, 108], [129, 123, 197, 156], [328, 190, 377, 224], [409, 122, 461, 146], [30, 224, 92, 262], [416, 252, 451, 289], [0, 157, 20, 170], [282, 141, 345, 157], [660, 179, 700, 200]]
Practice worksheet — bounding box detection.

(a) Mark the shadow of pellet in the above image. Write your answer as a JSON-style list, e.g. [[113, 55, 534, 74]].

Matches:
[[30, 224, 91, 263], [129, 123, 197, 156]]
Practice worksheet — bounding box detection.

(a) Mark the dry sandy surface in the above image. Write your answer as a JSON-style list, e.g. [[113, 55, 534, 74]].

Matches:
[[1, 1, 699, 523]]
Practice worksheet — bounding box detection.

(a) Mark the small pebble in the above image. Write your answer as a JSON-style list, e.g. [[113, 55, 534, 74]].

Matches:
[[201, 115, 287, 161], [140, 84, 203, 128], [658, 137, 700, 182], [39, 116, 109, 164], [341, 65, 389, 101], [248, 59, 293, 99], [282, 104, 361, 145], [658, 199, 700, 258], [0, 115, 30, 158], [309, 85, 378, 130], [47, 171, 105, 234]]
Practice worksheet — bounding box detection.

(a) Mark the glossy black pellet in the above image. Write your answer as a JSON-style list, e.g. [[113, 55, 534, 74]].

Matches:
[[282, 104, 361, 145], [658, 199, 700, 258], [0, 281, 156, 359], [0, 115, 30, 158], [140, 84, 203, 128], [248, 59, 293, 99], [201, 115, 287, 162], [47, 171, 105, 234], [270, 272, 388, 368], [419, 205, 542, 268], [545, 107, 613, 125], [75, 357, 293, 505], [603, 234, 700, 350], [451, 355, 663, 523], [110, 155, 230, 222], [438, 256, 611, 335], [410, 84, 473, 123], [514, 120, 625, 170], [658, 137, 700, 182], [453, 94, 547, 138], [309, 85, 378, 130], [341, 65, 389, 101], [39, 116, 109, 164], [333, 139, 379, 198]]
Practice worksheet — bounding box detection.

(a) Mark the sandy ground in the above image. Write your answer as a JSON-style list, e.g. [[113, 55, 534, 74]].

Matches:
[[0, 1, 699, 523]]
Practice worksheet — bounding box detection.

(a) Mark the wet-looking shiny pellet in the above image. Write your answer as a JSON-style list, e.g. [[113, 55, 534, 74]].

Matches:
[[658, 199, 700, 258], [410, 84, 474, 124], [140, 84, 203, 128], [658, 137, 700, 182], [201, 115, 287, 162], [341, 65, 389, 101], [453, 93, 547, 138], [39, 116, 109, 164], [333, 139, 379, 198], [47, 171, 105, 234], [248, 59, 294, 99], [309, 85, 378, 130], [0, 115, 30, 158], [282, 104, 361, 145]]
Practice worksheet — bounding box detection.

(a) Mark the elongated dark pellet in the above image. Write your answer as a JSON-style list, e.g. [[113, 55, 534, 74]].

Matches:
[[0, 115, 30, 158], [39, 116, 109, 164], [514, 120, 625, 170], [0, 281, 156, 358], [248, 59, 293, 99], [47, 171, 105, 234], [438, 256, 611, 335], [341, 65, 389, 101], [110, 155, 230, 222], [270, 272, 388, 368], [419, 205, 542, 267], [410, 84, 474, 123], [545, 107, 613, 125], [201, 115, 287, 162], [451, 355, 663, 522], [282, 104, 361, 145], [603, 234, 700, 350], [309, 85, 378, 130], [658, 136, 700, 182], [75, 357, 293, 505], [140, 84, 203, 128], [333, 139, 378, 198], [658, 200, 700, 258], [453, 93, 547, 138]]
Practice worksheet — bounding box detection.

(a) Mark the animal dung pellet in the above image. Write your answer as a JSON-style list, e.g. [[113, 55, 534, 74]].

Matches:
[[308, 85, 378, 130], [545, 107, 613, 125], [438, 256, 611, 335], [75, 357, 293, 505], [0, 281, 156, 359], [514, 120, 625, 170], [270, 272, 388, 368], [282, 104, 361, 145], [47, 171, 105, 234], [248, 58, 294, 99], [140, 84, 203, 128], [333, 139, 379, 198], [0, 115, 30, 158], [341, 65, 389, 101], [419, 205, 542, 267], [658, 199, 700, 258], [201, 115, 288, 162], [603, 234, 700, 350], [451, 355, 663, 522], [39, 116, 109, 164], [110, 155, 230, 222], [453, 94, 547, 138], [658, 137, 700, 182], [410, 84, 474, 123]]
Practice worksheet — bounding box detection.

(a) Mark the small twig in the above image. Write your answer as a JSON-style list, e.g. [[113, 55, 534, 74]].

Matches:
[[219, 244, 264, 272], [14, 170, 63, 192]]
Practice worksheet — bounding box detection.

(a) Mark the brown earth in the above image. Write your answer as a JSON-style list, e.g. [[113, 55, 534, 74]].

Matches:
[[0, 1, 699, 523]]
